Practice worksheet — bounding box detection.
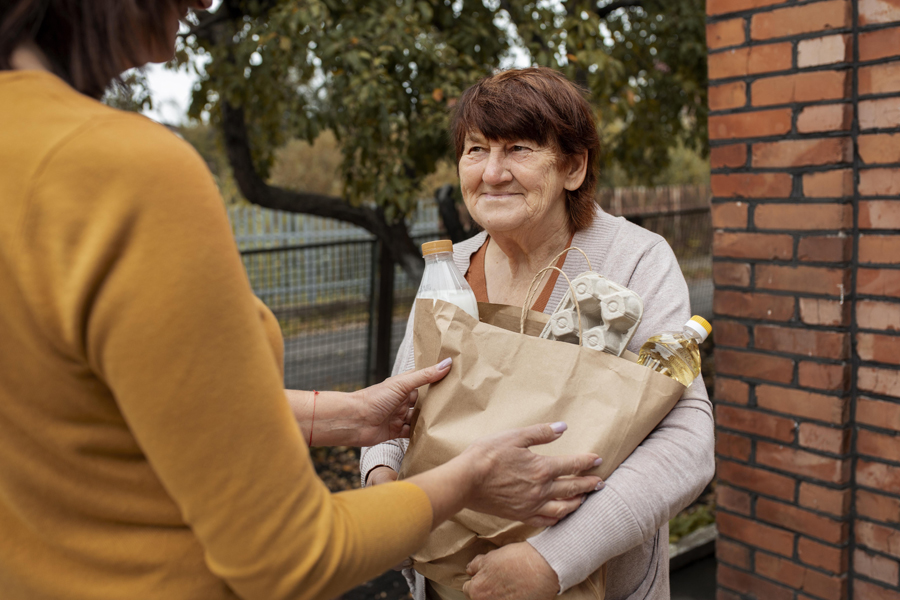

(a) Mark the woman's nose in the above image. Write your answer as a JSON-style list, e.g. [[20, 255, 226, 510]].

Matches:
[[482, 151, 512, 185]]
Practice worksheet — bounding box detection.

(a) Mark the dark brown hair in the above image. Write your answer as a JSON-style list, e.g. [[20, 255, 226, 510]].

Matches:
[[0, 0, 180, 99], [451, 67, 601, 232]]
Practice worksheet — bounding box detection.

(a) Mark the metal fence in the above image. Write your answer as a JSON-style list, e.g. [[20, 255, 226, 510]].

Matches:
[[238, 234, 442, 392], [235, 196, 712, 393], [240, 240, 377, 391], [229, 201, 442, 251]]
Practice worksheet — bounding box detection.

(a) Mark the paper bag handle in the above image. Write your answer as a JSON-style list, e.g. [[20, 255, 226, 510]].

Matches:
[[547, 246, 593, 273], [521, 266, 583, 345]]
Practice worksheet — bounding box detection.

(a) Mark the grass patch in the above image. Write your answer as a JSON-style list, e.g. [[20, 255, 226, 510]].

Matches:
[[669, 483, 716, 544]]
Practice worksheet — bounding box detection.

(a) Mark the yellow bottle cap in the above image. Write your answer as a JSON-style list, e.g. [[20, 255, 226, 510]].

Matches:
[[691, 315, 712, 335], [422, 240, 453, 256]]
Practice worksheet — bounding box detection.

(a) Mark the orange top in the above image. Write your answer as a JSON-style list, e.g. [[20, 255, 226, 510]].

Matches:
[[465, 236, 573, 312], [422, 239, 453, 255], [0, 70, 432, 600]]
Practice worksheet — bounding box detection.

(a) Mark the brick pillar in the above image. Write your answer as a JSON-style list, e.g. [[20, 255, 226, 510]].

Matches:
[[707, 0, 900, 598], [851, 2, 900, 596]]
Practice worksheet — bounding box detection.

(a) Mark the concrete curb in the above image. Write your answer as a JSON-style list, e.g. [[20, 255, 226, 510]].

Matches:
[[669, 524, 717, 571]]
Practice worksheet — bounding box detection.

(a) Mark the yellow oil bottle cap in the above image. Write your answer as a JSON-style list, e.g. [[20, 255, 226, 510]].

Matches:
[[691, 315, 712, 334], [686, 315, 712, 342]]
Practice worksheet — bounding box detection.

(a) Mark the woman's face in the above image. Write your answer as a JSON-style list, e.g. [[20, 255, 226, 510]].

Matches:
[[458, 131, 587, 236], [145, 0, 213, 64]]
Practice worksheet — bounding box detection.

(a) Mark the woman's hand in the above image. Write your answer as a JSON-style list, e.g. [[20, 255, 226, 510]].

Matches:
[[286, 359, 451, 447], [407, 422, 602, 530], [463, 543, 560, 600], [350, 358, 451, 446], [458, 423, 603, 527]]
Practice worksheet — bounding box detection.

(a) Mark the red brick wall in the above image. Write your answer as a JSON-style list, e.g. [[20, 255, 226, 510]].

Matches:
[[707, 0, 900, 598]]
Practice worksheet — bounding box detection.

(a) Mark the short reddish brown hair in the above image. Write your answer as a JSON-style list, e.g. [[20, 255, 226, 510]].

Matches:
[[0, 0, 180, 99], [451, 67, 600, 232]]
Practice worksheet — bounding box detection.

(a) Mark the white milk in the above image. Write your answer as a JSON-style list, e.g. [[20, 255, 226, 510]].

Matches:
[[418, 289, 480, 320]]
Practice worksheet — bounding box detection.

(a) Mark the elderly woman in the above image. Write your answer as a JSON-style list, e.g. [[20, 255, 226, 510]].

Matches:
[[361, 67, 715, 600], [0, 5, 606, 599]]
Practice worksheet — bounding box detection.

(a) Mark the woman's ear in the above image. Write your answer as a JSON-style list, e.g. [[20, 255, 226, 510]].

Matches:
[[563, 151, 589, 191]]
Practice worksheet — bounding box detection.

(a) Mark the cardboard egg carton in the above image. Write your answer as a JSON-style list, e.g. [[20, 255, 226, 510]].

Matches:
[[540, 272, 644, 356]]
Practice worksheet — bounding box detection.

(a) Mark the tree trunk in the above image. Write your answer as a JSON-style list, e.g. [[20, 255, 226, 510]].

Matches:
[[434, 184, 478, 244], [219, 102, 424, 281]]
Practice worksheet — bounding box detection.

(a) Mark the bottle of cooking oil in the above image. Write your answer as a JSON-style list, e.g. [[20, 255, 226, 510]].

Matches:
[[637, 316, 712, 386]]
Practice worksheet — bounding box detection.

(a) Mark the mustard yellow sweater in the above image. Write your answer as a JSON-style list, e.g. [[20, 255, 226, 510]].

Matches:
[[0, 70, 431, 600]]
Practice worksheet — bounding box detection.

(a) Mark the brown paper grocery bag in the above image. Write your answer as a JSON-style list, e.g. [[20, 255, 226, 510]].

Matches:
[[398, 299, 685, 599]]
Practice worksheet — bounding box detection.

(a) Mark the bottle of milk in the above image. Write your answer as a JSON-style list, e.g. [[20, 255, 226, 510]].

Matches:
[[416, 240, 479, 320]]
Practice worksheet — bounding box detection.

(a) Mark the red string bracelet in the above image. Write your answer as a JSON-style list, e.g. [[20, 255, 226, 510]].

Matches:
[[309, 390, 319, 447]]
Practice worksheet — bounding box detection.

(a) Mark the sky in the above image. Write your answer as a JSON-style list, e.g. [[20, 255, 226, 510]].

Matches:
[[142, 0, 223, 125], [143, 62, 197, 125]]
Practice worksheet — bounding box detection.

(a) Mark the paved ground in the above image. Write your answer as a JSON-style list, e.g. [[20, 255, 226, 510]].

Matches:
[[672, 555, 717, 600], [283, 318, 408, 390]]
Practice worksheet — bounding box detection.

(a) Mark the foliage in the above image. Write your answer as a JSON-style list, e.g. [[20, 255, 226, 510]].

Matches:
[[668, 502, 715, 544], [179, 121, 462, 204], [310, 446, 362, 491], [179, 0, 708, 225], [269, 130, 344, 197], [669, 480, 716, 545], [500, 0, 708, 180], [270, 130, 463, 198], [102, 69, 154, 113], [601, 141, 710, 188], [658, 141, 711, 186]]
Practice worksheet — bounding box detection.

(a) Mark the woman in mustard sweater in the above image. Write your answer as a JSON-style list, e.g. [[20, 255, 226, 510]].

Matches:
[[0, 2, 604, 599]]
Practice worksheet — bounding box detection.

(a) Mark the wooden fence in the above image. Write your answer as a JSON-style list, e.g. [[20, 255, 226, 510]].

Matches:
[[597, 184, 711, 216]]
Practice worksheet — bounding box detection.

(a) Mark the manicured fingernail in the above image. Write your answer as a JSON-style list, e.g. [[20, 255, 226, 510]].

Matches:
[[550, 422, 567, 434], [593, 457, 603, 467], [437, 357, 452, 370], [595, 481, 606, 491]]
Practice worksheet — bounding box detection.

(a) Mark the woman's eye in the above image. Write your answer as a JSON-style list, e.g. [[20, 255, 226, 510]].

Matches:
[[511, 145, 531, 153], [468, 146, 484, 153]]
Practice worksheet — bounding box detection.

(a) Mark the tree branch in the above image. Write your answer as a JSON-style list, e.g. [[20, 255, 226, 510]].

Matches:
[[220, 102, 424, 280], [180, 11, 231, 41], [434, 184, 478, 244], [594, 0, 643, 20]]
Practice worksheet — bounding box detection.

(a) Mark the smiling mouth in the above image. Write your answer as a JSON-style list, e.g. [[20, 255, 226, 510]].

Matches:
[[481, 192, 522, 198]]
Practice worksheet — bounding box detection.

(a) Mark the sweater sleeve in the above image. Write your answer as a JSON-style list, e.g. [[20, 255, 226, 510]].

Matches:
[[528, 240, 715, 593], [41, 116, 432, 600]]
